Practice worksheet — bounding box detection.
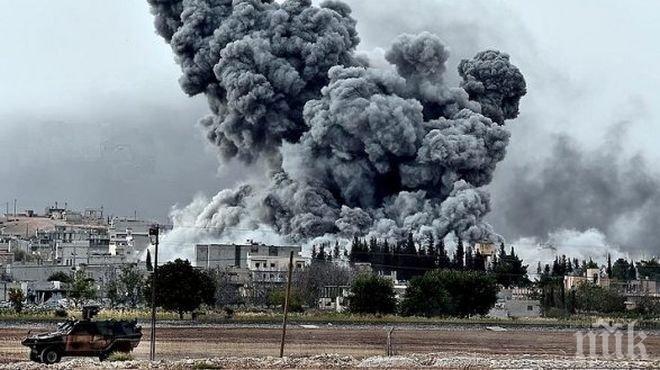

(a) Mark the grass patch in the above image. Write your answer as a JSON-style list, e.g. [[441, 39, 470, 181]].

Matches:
[[1, 308, 657, 330], [107, 351, 134, 362], [192, 362, 223, 369]]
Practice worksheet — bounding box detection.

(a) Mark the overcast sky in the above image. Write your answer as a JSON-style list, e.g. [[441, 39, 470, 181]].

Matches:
[[1, 1, 659, 255]]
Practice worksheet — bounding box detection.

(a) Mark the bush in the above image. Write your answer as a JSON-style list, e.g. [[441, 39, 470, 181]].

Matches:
[[8, 288, 25, 313], [348, 274, 396, 314], [107, 352, 134, 362], [574, 282, 625, 313], [634, 295, 660, 317], [400, 269, 498, 317], [399, 275, 451, 317], [268, 289, 304, 312]]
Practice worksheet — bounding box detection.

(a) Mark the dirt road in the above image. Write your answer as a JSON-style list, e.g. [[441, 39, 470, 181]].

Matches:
[[1, 324, 658, 363]]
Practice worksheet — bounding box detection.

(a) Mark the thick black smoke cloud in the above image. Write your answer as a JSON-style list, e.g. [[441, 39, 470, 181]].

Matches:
[[490, 125, 660, 254], [147, 0, 526, 244]]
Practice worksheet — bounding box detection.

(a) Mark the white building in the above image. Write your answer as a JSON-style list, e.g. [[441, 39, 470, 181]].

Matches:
[[488, 288, 542, 318], [247, 252, 308, 283], [108, 217, 153, 261]]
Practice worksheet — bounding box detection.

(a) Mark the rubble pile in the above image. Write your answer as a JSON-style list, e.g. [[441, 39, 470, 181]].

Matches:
[[0, 352, 658, 369]]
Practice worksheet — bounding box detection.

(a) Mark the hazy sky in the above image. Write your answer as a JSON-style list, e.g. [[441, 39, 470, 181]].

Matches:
[[1, 1, 659, 254]]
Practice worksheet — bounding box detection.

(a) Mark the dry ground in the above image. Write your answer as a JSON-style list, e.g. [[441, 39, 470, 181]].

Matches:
[[1, 324, 658, 364]]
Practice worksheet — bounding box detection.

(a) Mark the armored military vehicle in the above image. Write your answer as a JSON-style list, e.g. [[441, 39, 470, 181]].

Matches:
[[21, 305, 142, 364]]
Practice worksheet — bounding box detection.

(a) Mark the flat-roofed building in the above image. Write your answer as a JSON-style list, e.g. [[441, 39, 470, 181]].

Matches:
[[195, 241, 302, 269]]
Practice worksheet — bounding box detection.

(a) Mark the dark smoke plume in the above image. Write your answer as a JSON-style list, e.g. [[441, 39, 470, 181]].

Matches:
[[490, 126, 660, 255], [147, 0, 526, 244]]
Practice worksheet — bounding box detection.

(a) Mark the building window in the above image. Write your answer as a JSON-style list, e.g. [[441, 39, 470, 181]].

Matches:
[[270, 263, 275, 268], [269, 246, 278, 256], [527, 305, 533, 311], [255, 263, 260, 268]]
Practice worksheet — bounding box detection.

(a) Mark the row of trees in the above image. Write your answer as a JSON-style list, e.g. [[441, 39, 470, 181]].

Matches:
[[538, 254, 660, 282], [347, 269, 499, 317], [344, 235, 528, 287]]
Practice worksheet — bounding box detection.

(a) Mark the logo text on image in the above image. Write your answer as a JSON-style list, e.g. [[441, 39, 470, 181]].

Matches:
[[575, 319, 648, 359]]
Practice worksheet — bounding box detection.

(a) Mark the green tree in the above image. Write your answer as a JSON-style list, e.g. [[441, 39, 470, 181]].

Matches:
[[294, 260, 355, 307], [119, 264, 145, 307], [8, 288, 25, 313], [585, 259, 599, 269], [348, 274, 396, 314], [635, 294, 660, 317], [401, 269, 498, 317], [13, 250, 35, 263], [47, 271, 72, 283], [333, 242, 341, 260], [637, 258, 660, 281], [146, 249, 153, 272], [144, 259, 216, 319], [436, 239, 451, 269], [208, 269, 241, 307], [612, 258, 631, 281], [574, 281, 625, 313], [68, 270, 97, 306], [268, 288, 304, 312], [426, 235, 437, 270], [349, 236, 367, 264], [627, 260, 637, 280], [453, 238, 465, 269], [106, 279, 120, 306], [399, 274, 450, 317], [491, 246, 529, 288]]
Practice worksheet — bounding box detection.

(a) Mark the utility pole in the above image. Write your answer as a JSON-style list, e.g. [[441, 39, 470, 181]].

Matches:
[[148, 224, 159, 361], [13, 199, 17, 217], [279, 251, 294, 358]]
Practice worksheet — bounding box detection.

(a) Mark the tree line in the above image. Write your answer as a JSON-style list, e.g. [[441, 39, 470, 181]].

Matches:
[[322, 234, 529, 287]]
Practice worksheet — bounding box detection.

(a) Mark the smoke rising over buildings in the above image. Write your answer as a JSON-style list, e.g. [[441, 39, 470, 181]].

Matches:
[[146, 0, 526, 249], [491, 125, 660, 257]]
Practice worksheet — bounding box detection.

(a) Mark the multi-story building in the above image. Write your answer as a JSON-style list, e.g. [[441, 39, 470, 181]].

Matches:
[[108, 217, 152, 261], [195, 242, 302, 270], [247, 252, 307, 283]]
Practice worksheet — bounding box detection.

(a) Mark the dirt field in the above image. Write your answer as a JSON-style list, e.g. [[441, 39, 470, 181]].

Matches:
[[1, 323, 658, 364]]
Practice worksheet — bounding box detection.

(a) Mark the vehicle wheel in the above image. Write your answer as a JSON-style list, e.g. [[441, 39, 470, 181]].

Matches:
[[29, 350, 41, 363], [40, 347, 61, 365], [99, 350, 110, 362]]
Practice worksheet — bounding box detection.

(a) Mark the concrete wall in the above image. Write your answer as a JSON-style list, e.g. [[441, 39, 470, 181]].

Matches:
[[7, 264, 72, 282]]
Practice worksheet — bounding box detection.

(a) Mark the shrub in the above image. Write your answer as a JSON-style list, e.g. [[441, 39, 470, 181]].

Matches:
[[107, 352, 134, 362], [574, 281, 625, 313], [268, 289, 304, 312], [8, 288, 25, 313], [348, 274, 396, 314], [635, 295, 660, 317], [401, 269, 498, 317], [399, 275, 451, 317]]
